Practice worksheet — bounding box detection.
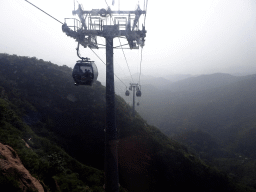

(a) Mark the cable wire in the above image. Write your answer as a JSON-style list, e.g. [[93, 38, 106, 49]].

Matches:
[[117, 38, 134, 83], [138, 0, 148, 84], [89, 48, 128, 88], [105, 0, 109, 7], [144, 0, 148, 26], [104, 0, 134, 83], [24, 0, 63, 24], [138, 47, 143, 85]]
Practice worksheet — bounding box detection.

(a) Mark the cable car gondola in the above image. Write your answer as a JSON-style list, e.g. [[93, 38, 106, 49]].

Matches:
[[137, 102, 140, 106], [125, 90, 130, 96], [136, 85, 142, 97], [136, 90, 141, 97], [72, 58, 98, 86]]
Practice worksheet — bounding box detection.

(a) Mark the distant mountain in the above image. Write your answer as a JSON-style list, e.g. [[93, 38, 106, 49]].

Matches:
[[135, 73, 256, 137], [165, 74, 193, 82], [116, 73, 172, 90], [145, 77, 171, 90], [116, 73, 242, 98], [167, 73, 243, 92], [131, 72, 256, 189], [0, 53, 249, 192]]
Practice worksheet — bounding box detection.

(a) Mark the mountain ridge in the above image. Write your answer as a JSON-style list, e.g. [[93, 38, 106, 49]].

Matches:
[[128, 71, 256, 189]]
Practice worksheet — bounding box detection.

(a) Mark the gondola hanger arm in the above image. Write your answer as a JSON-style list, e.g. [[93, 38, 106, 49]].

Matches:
[[76, 42, 86, 60]]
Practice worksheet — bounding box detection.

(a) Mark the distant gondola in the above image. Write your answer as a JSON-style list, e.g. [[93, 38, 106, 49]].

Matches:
[[136, 90, 141, 97], [72, 58, 98, 86], [137, 102, 140, 106], [125, 90, 130, 96]]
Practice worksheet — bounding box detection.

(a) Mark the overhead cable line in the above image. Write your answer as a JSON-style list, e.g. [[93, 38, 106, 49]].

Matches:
[[117, 38, 134, 83], [24, 0, 63, 24], [89, 48, 128, 88], [138, 0, 148, 84], [104, 0, 134, 83], [144, 0, 148, 26], [138, 47, 143, 85], [105, 0, 110, 7]]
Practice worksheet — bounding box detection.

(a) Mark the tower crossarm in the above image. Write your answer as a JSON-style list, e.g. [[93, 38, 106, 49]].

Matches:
[[62, 25, 146, 49], [62, 4, 147, 49], [72, 10, 146, 16]]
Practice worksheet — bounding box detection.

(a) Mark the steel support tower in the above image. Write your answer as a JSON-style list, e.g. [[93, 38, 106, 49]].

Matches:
[[62, 4, 146, 192]]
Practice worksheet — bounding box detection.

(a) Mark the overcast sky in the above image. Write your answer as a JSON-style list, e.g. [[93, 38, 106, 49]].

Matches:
[[1, 0, 256, 84]]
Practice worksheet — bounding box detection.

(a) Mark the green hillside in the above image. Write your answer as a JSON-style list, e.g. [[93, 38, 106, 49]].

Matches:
[[0, 53, 252, 191]]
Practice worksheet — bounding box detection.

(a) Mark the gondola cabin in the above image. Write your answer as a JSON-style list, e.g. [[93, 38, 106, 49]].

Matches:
[[136, 90, 141, 97], [125, 90, 130, 96], [72, 58, 98, 86]]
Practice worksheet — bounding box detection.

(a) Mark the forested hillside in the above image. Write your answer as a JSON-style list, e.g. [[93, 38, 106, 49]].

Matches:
[[0, 53, 253, 191], [132, 72, 256, 189]]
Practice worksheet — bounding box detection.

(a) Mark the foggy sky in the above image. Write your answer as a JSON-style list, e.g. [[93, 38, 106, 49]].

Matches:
[[1, 0, 256, 84]]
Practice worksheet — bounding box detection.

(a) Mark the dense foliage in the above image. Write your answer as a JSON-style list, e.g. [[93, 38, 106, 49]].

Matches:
[[0, 94, 105, 191], [0, 53, 253, 191]]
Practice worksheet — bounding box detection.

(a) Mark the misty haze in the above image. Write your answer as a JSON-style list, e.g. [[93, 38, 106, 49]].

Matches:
[[0, 0, 256, 191]]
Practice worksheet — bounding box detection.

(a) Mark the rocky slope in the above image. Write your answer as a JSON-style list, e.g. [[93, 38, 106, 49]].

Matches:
[[0, 142, 44, 192]]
